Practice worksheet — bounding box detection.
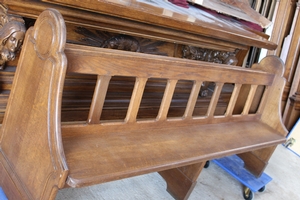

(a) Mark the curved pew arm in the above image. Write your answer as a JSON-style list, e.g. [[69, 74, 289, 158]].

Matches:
[[0, 9, 68, 199]]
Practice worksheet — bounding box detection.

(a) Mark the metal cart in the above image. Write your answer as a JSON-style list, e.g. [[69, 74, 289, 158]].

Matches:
[[210, 155, 272, 200]]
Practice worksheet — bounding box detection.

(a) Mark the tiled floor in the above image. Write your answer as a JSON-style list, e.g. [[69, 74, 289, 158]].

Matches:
[[56, 145, 300, 200]]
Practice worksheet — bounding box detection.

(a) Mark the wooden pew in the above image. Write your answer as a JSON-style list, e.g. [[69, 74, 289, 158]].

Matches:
[[0, 9, 287, 200]]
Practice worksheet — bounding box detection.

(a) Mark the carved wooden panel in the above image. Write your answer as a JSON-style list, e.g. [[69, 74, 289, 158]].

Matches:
[[72, 27, 168, 56], [182, 45, 239, 65]]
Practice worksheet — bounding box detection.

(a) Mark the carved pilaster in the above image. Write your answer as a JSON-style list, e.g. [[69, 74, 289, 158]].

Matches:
[[0, 3, 26, 70]]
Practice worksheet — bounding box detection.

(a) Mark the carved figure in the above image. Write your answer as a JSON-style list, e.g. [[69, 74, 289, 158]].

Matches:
[[0, 4, 8, 28], [0, 20, 26, 70], [102, 35, 140, 52], [0, 4, 24, 28]]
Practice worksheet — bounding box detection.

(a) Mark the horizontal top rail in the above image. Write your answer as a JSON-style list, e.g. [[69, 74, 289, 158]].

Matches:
[[65, 44, 274, 86]]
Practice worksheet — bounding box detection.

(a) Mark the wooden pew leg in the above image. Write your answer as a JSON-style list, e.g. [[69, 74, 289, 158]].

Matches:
[[159, 162, 205, 200], [237, 146, 277, 177]]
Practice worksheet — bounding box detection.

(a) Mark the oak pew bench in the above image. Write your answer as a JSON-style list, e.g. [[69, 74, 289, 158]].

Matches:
[[0, 9, 287, 200]]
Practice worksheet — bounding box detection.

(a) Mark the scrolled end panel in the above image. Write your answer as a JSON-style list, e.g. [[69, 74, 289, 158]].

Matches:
[[0, 8, 68, 200]]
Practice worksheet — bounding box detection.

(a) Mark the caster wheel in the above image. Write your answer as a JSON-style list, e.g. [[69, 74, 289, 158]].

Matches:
[[258, 186, 265, 192], [243, 188, 254, 200], [204, 161, 210, 168]]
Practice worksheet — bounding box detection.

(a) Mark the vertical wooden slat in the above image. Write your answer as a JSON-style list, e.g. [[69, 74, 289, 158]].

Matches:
[[206, 82, 224, 117], [256, 86, 270, 115], [225, 83, 242, 116], [125, 77, 148, 123], [156, 79, 178, 121], [88, 75, 111, 124], [183, 80, 202, 119], [242, 85, 258, 115]]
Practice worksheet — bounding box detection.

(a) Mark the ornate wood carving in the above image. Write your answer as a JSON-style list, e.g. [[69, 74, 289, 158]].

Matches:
[[182, 45, 239, 65], [182, 45, 239, 97], [75, 28, 240, 98], [75, 27, 167, 55], [0, 4, 8, 27], [0, 3, 26, 70], [101, 35, 140, 52]]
